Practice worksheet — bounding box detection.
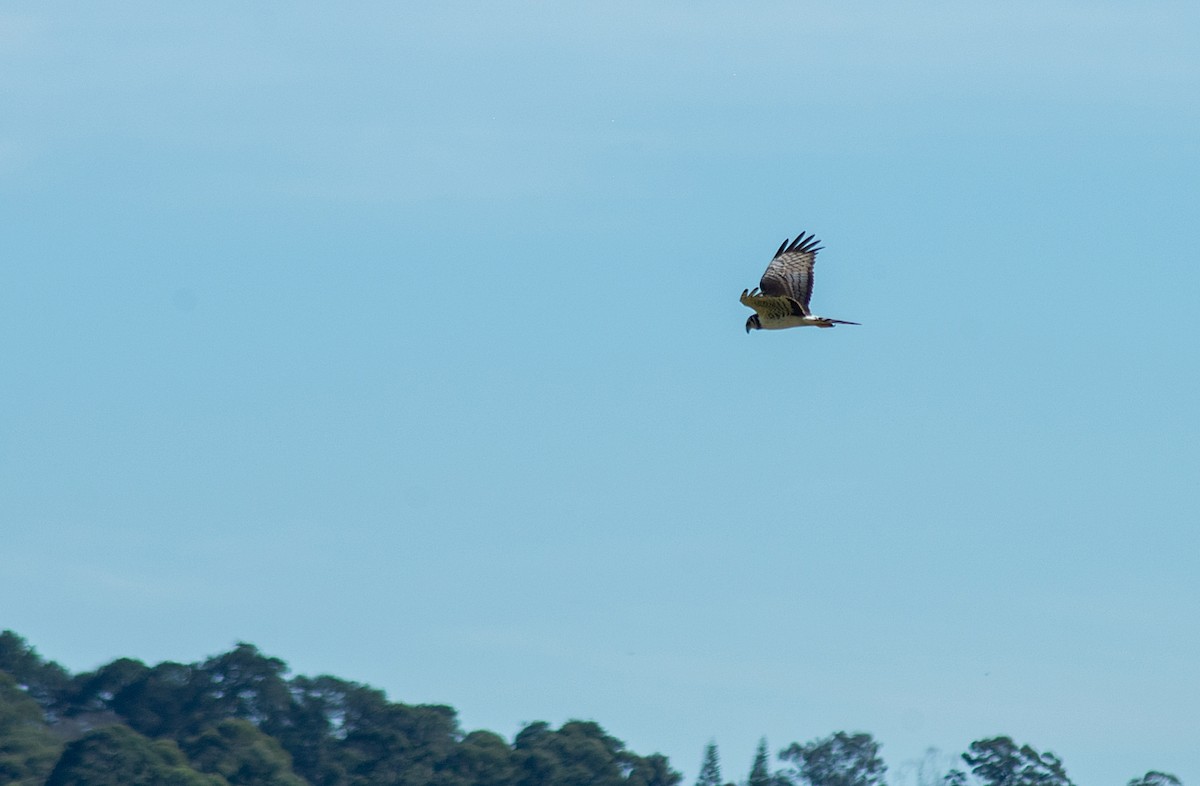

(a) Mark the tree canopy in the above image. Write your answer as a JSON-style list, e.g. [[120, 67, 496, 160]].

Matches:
[[0, 630, 1185, 786], [0, 672, 63, 786], [0, 630, 681, 786], [779, 732, 887, 786], [957, 736, 1073, 786], [1128, 773, 1183, 786]]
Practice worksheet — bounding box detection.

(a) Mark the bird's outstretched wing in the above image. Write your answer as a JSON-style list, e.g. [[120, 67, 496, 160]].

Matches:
[[739, 289, 807, 319], [759, 232, 823, 310]]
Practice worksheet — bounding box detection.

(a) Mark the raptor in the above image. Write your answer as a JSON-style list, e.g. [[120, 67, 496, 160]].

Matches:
[[740, 231, 859, 332]]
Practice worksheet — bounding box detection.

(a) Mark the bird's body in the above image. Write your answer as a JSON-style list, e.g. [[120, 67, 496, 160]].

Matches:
[[741, 231, 858, 332]]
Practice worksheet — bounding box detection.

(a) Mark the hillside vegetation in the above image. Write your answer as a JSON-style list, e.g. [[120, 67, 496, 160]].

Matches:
[[0, 631, 1180, 786]]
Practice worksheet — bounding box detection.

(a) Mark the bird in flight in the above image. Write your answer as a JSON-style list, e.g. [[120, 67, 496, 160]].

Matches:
[[740, 231, 859, 332]]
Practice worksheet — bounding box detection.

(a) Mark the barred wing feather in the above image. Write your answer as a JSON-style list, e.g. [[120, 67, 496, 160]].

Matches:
[[759, 232, 823, 311]]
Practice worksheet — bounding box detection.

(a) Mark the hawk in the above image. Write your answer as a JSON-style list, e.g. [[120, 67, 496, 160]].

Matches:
[[740, 231, 859, 332]]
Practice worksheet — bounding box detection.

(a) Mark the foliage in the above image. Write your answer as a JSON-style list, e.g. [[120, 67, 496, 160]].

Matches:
[[0, 630, 72, 713], [182, 719, 307, 786], [749, 739, 772, 786], [0, 672, 63, 785], [748, 737, 788, 786], [942, 770, 969, 786], [779, 732, 886, 786], [0, 629, 682, 786], [439, 729, 517, 786], [44, 724, 225, 786], [199, 644, 294, 732], [624, 752, 678, 786], [960, 736, 1073, 786], [1127, 773, 1182, 786], [695, 741, 721, 786], [70, 658, 150, 715], [1, 629, 1184, 786], [512, 719, 679, 786]]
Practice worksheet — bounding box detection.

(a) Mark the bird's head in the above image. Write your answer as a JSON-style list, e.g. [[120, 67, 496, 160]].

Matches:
[[745, 314, 761, 333]]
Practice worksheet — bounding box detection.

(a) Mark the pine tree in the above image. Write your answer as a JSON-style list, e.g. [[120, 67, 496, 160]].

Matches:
[[748, 738, 772, 786], [696, 741, 722, 786]]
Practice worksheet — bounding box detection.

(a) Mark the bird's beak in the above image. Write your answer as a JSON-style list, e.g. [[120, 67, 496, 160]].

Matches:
[[745, 323, 752, 334]]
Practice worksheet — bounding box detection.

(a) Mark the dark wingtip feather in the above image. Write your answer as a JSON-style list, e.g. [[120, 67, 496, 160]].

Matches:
[[773, 230, 824, 259], [783, 231, 822, 255]]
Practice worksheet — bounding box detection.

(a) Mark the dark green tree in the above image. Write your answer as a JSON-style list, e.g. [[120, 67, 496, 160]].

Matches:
[[748, 737, 787, 786], [748, 738, 772, 786], [181, 718, 306, 786], [960, 736, 1072, 786], [514, 720, 627, 786], [695, 742, 721, 786], [624, 752, 681, 786], [3, 631, 685, 786], [110, 660, 203, 738], [0, 672, 62, 785], [198, 644, 293, 732], [779, 732, 886, 786], [0, 630, 72, 713], [69, 658, 150, 714], [275, 673, 357, 784], [514, 722, 561, 786], [511, 720, 680, 786], [335, 698, 460, 786], [438, 729, 517, 786], [1127, 773, 1182, 786], [44, 724, 223, 786], [103, 645, 293, 741]]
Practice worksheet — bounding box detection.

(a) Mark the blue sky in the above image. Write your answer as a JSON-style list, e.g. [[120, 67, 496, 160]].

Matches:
[[3, 2, 1199, 784]]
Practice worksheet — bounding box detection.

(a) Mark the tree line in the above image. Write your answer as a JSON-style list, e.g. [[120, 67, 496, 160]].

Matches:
[[0, 630, 675, 786], [0, 631, 1182, 786], [692, 735, 1180, 786]]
